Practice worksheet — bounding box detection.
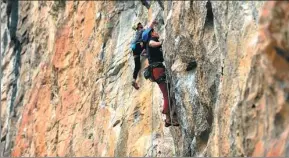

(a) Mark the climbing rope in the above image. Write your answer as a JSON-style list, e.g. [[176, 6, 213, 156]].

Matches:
[[151, 78, 154, 157], [165, 70, 173, 124], [165, 67, 177, 157]]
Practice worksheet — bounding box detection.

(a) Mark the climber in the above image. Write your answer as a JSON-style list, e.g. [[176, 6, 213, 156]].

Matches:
[[142, 22, 179, 127], [130, 19, 158, 90], [140, 0, 150, 9], [130, 22, 146, 90]]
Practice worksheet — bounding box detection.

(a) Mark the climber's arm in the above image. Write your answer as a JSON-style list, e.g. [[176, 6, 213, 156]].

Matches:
[[144, 19, 158, 29], [149, 20, 157, 28], [149, 40, 162, 47]]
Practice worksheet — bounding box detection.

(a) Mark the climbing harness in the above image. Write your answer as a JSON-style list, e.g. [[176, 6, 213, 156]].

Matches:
[[143, 62, 166, 83], [143, 66, 151, 80]]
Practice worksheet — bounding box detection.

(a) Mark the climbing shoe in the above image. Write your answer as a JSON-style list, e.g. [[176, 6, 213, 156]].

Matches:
[[165, 119, 180, 127], [132, 81, 140, 90]]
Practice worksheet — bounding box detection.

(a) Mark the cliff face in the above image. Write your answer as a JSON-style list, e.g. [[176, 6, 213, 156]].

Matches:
[[0, 1, 288, 157]]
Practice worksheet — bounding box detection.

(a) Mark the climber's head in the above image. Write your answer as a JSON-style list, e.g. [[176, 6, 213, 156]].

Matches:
[[137, 23, 143, 30], [150, 29, 159, 38], [132, 22, 143, 31]]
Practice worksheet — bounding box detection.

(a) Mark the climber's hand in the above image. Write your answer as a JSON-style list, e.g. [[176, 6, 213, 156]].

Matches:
[[153, 20, 158, 25], [141, 49, 146, 54], [159, 39, 164, 45], [148, 20, 158, 28]]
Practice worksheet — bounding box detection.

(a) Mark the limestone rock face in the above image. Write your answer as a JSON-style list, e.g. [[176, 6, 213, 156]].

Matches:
[[0, 1, 288, 157]]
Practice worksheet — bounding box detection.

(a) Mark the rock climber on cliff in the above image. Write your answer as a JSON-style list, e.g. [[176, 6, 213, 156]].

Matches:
[[130, 19, 157, 90], [142, 20, 179, 127], [130, 22, 146, 90]]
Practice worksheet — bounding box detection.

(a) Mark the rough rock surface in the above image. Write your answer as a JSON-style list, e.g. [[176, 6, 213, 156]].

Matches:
[[0, 1, 288, 157]]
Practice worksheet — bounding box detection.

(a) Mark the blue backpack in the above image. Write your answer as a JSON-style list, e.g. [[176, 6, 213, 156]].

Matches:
[[130, 43, 136, 51], [142, 27, 152, 43]]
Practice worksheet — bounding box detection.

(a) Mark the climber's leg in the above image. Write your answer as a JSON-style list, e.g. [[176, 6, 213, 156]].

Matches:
[[133, 56, 141, 80], [158, 83, 169, 114], [132, 44, 142, 90], [152, 66, 179, 127], [132, 55, 141, 90], [152, 67, 170, 114]]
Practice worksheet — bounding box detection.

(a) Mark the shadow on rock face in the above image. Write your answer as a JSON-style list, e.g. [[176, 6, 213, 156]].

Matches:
[[186, 59, 197, 71], [7, 0, 19, 42]]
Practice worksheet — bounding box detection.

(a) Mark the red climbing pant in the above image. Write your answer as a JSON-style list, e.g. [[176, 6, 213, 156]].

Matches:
[[152, 67, 169, 114]]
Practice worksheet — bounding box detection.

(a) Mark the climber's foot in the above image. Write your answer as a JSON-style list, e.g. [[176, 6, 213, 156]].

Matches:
[[165, 119, 171, 127], [164, 118, 179, 127], [132, 81, 140, 90]]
